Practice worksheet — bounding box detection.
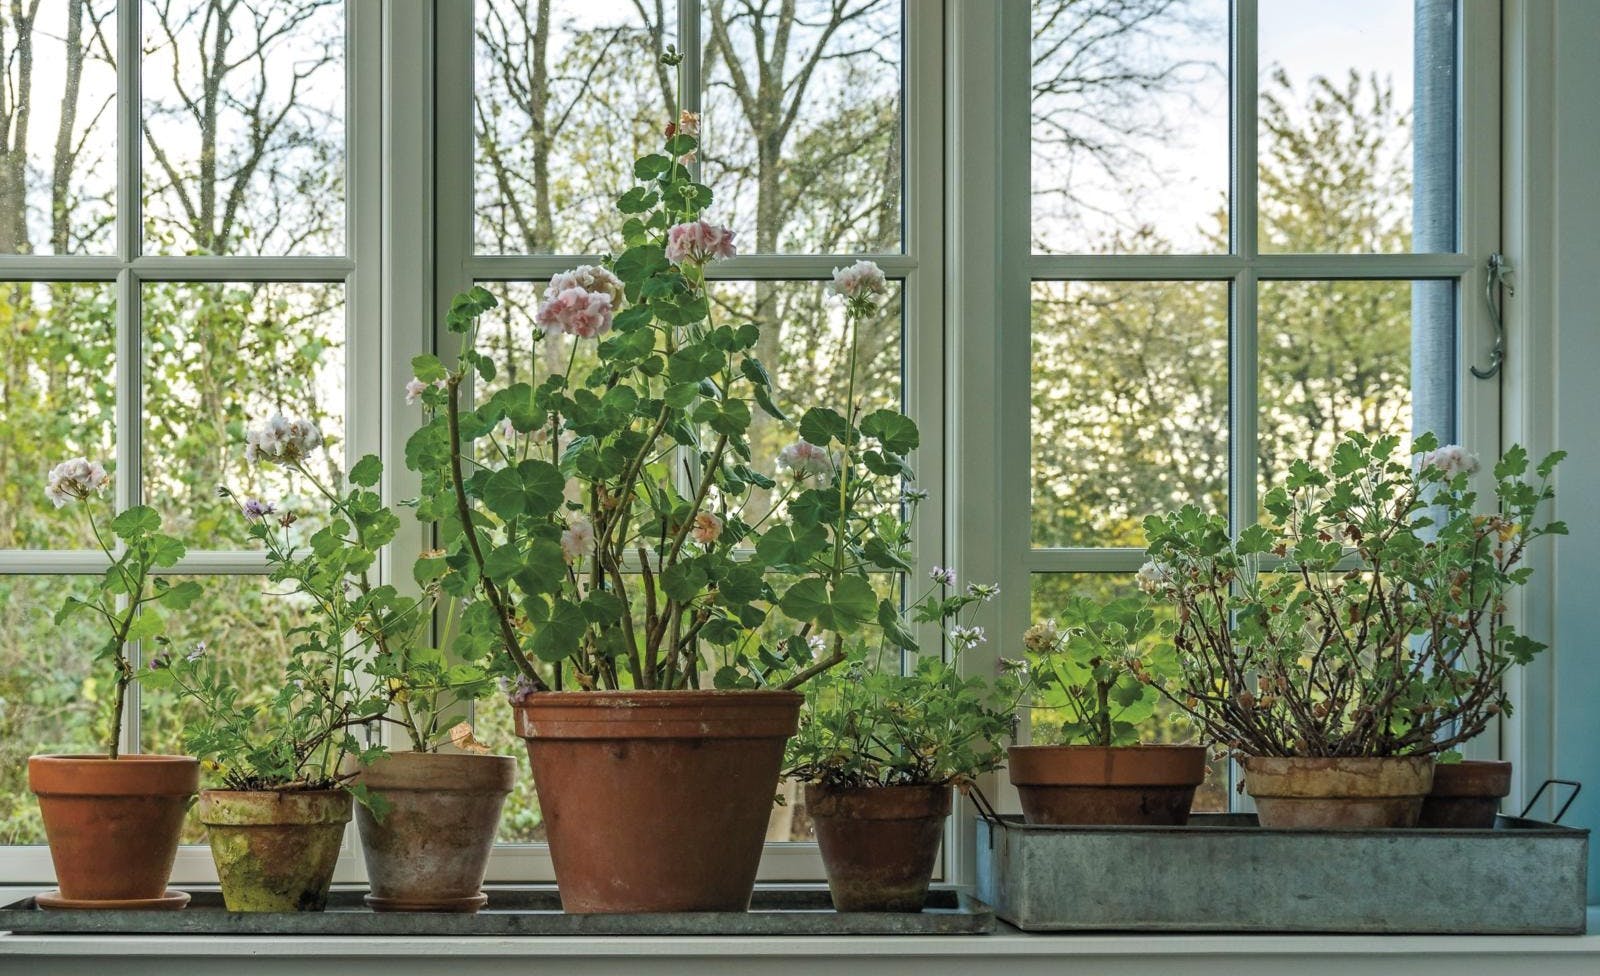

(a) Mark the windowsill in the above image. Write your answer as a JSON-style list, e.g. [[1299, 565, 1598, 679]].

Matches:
[[1, 887, 1595, 975]]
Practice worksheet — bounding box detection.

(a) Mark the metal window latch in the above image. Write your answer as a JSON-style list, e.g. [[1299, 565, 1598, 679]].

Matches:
[[1471, 251, 1514, 379]]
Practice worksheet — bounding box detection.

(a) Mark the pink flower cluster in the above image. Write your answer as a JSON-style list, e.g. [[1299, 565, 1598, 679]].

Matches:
[[665, 219, 737, 266], [777, 440, 833, 481], [560, 516, 596, 564], [45, 456, 110, 508], [536, 265, 624, 340], [831, 259, 887, 301], [1417, 444, 1481, 480]]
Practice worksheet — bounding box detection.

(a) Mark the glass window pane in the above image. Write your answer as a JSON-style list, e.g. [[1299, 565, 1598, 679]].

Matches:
[[142, 281, 346, 547], [0, 1, 118, 255], [0, 576, 112, 844], [141, 0, 346, 256], [1258, 0, 1451, 254], [1031, 0, 1229, 255], [710, 279, 903, 529], [1257, 279, 1422, 505], [1027, 573, 1227, 813], [0, 281, 117, 549], [702, 0, 903, 254], [474, 0, 677, 255], [1031, 281, 1228, 549]]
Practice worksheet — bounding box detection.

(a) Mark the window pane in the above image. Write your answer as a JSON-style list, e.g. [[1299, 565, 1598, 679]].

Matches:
[[1031, 281, 1228, 549], [0, 576, 111, 844], [710, 279, 903, 529], [0, 281, 117, 548], [1257, 279, 1421, 503], [474, 0, 677, 254], [0, 1, 118, 254], [141, 575, 313, 844], [702, 0, 903, 254], [141, 0, 346, 256], [1027, 573, 1227, 813], [1031, 0, 1229, 255], [1258, 0, 1450, 253], [142, 281, 346, 547]]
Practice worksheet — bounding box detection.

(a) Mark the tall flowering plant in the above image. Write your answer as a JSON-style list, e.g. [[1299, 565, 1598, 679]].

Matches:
[[1137, 431, 1564, 759], [46, 459, 199, 759]]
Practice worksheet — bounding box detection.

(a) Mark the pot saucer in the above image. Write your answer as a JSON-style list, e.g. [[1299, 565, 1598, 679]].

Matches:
[[34, 889, 190, 911], [364, 891, 488, 913]]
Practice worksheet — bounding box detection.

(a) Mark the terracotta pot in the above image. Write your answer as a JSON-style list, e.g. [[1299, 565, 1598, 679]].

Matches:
[[350, 751, 517, 912], [27, 754, 198, 908], [515, 690, 801, 913], [1243, 755, 1435, 828], [806, 783, 949, 913], [1007, 745, 1207, 825], [1417, 760, 1513, 829], [198, 789, 352, 912]]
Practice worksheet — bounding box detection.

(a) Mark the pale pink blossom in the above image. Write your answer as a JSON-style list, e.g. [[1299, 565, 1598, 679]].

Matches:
[[777, 440, 833, 481], [691, 512, 724, 546], [535, 286, 614, 339], [665, 219, 737, 265], [405, 377, 446, 405], [1136, 560, 1173, 595], [547, 265, 625, 308], [666, 110, 700, 138], [46, 457, 110, 508], [560, 516, 595, 564], [245, 415, 323, 465], [1417, 444, 1481, 480], [831, 260, 887, 301], [930, 565, 957, 587]]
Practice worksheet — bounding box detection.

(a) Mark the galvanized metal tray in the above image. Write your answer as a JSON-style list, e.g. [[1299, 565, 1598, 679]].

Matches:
[[976, 813, 1589, 934], [0, 885, 993, 936]]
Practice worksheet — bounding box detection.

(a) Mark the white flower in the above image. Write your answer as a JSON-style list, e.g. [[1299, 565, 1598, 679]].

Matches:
[[45, 457, 111, 508], [560, 516, 595, 564], [950, 625, 986, 650], [967, 581, 999, 602], [691, 512, 724, 546], [1022, 621, 1058, 654], [405, 377, 446, 405], [777, 440, 834, 481], [831, 260, 887, 302], [901, 487, 929, 503], [244, 415, 323, 465], [498, 418, 516, 440], [1417, 444, 1481, 480], [1136, 559, 1173, 595], [930, 565, 957, 587], [806, 634, 827, 662]]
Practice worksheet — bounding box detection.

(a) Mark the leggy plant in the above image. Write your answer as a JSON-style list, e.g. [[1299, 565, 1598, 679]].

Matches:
[[47, 458, 199, 760], [1022, 595, 1177, 747], [1138, 431, 1564, 759]]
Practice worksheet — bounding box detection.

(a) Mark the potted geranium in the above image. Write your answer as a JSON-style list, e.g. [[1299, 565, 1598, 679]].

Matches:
[[27, 459, 200, 910], [1008, 595, 1205, 825], [785, 571, 1018, 913], [1138, 432, 1563, 828], [400, 54, 903, 912]]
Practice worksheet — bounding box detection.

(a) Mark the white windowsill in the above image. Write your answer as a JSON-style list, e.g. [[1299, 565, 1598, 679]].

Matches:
[[1, 887, 1595, 976]]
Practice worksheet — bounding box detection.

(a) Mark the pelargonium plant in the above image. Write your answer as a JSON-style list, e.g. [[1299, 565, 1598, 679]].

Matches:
[[784, 569, 1021, 789], [1137, 431, 1564, 759], [1021, 595, 1178, 747], [48, 459, 200, 760], [145, 418, 488, 796], [402, 53, 920, 697]]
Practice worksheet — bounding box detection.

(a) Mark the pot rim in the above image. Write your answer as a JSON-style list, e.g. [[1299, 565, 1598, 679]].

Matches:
[[198, 788, 354, 827], [348, 750, 518, 793], [1242, 754, 1435, 799], [1007, 743, 1209, 787], [28, 753, 200, 796], [803, 781, 953, 821], [515, 688, 802, 740]]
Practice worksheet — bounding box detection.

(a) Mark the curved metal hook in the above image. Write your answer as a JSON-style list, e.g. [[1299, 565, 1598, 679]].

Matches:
[[1471, 252, 1512, 380]]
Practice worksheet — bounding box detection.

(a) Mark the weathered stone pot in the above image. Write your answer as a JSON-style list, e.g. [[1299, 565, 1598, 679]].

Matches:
[[1007, 745, 1207, 825], [515, 690, 801, 913], [27, 754, 198, 909], [350, 751, 517, 912], [1242, 756, 1435, 828], [806, 783, 950, 912], [198, 789, 352, 912], [1418, 760, 1513, 829]]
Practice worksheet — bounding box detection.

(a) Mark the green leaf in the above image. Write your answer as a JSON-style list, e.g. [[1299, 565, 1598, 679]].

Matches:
[[859, 409, 919, 454], [634, 153, 672, 179], [799, 407, 850, 447], [111, 506, 161, 542], [778, 576, 876, 634], [411, 354, 447, 382], [156, 580, 204, 610], [529, 599, 589, 662], [349, 454, 382, 487], [661, 558, 711, 603], [755, 523, 828, 567], [482, 460, 565, 520]]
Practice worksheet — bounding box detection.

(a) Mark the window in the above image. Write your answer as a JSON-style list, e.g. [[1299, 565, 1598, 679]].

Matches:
[[0, 0, 376, 879], [1002, 0, 1501, 812]]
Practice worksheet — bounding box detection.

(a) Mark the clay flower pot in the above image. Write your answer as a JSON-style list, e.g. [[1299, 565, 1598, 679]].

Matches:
[[1243, 756, 1435, 828], [27, 754, 199, 909], [350, 751, 517, 912], [198, 789, 352, 912], [515, 689, 801, 913], [806, 783, 950, 912], [1417, 760, 1513, 829], [1007, 745, 1207, 825]]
